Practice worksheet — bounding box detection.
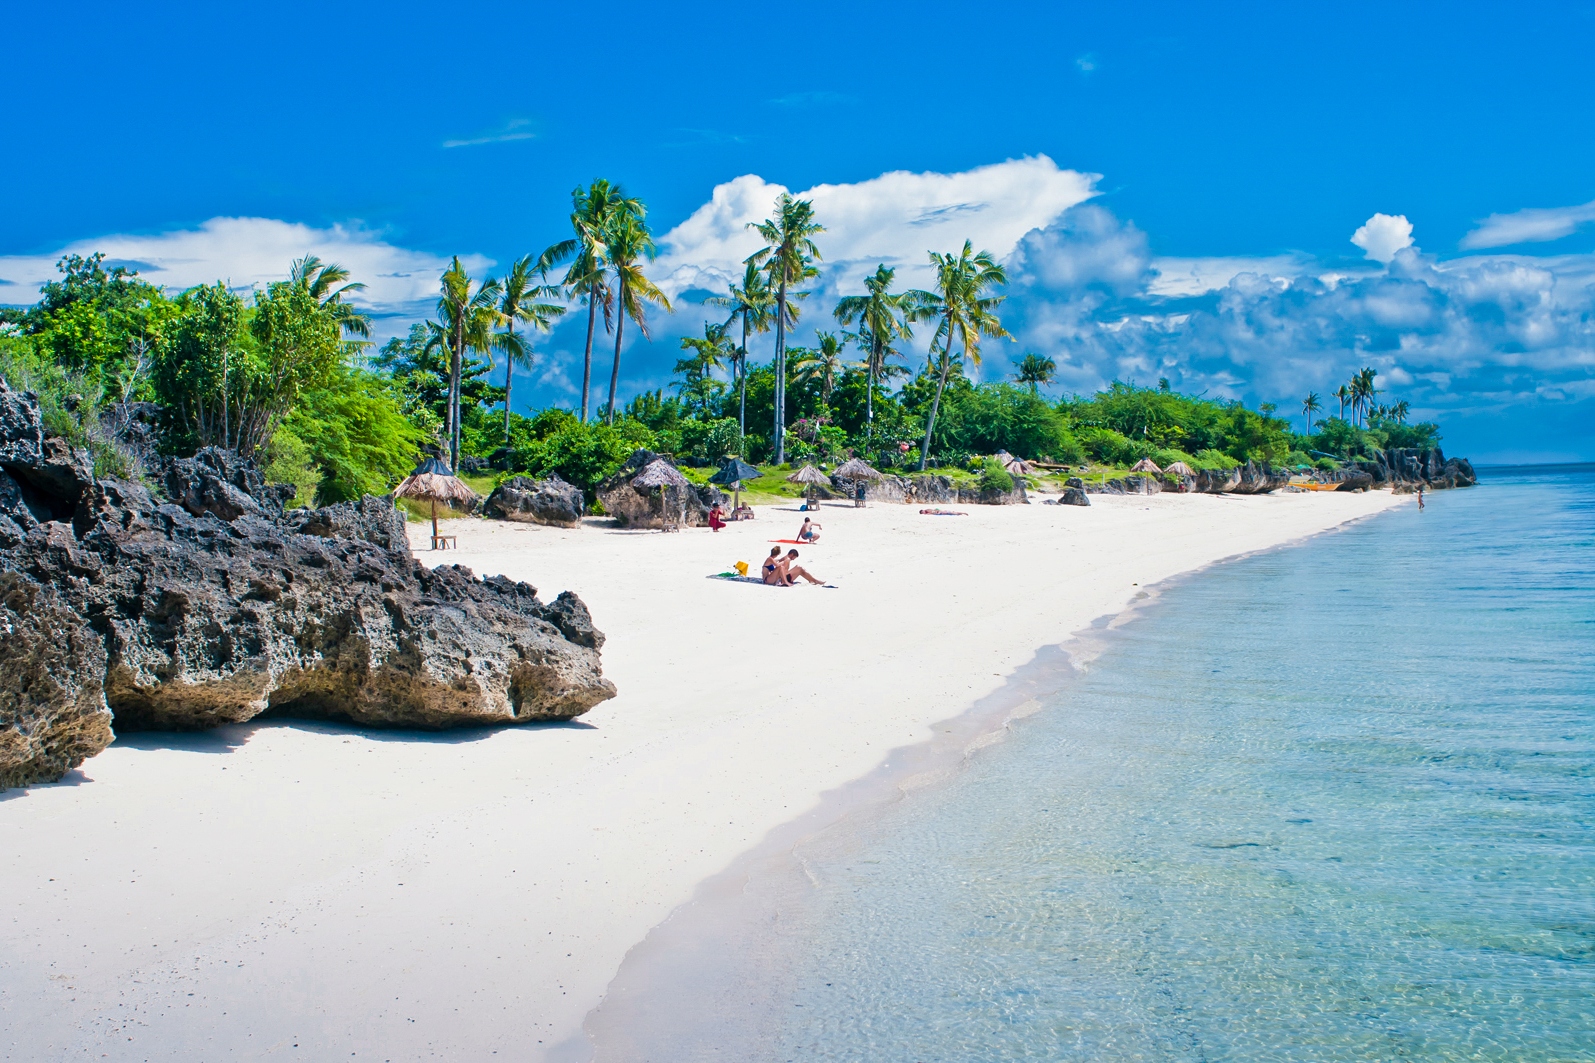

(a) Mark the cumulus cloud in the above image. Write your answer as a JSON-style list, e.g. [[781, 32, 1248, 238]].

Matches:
[[649, 155, 1098, 301], [0, 217, 487, 330], [1146, 254, 1316, 297], [1460, 198, 1595, 249], [1350, 213, 1415, 263]]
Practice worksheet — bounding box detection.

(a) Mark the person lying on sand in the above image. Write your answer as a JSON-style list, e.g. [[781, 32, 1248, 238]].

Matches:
[[778, 549, 825, 586], [796, 516, 822, 542], [762, 547, 784, 585]]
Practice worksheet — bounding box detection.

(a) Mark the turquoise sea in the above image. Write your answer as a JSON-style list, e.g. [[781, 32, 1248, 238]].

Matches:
[[598, 466, 1595, 1062]]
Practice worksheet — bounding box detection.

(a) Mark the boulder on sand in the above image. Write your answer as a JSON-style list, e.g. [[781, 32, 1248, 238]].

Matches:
[[596, 450, 723, 527], [485, 475, 585, 527], [0, 379, 618, 788]]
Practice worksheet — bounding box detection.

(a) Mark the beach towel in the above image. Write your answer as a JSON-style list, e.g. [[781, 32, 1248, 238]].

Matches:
[[709, 573, 838, 589], [919, 508, 968, 516], [768, 539, 820, 544]]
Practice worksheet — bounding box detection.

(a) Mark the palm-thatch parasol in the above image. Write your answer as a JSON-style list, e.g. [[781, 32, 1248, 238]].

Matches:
[[1164, 460, 1194, 477], [832, 457, 884, 507], [394, 456, 480, 546], [832, 457, 884, 481], [709, 457, 763, 513], [1130, 458, 1163, 474], [631, 459, 693, 527], [787, 463, 830, 507]]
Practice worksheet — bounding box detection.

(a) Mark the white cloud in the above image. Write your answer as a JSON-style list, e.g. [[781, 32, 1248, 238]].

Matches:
[[1460, 198, 1595, 249], [1350, 213, 1415, 263], [442, 118, 537, 149], [650, 155, 1098, 300], [1147, 254, 1314, 296], [0, 217, 488, 325]]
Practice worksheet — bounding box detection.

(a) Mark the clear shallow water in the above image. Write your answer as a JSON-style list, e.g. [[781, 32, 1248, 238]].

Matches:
[[764, 468, 1595, 1062]]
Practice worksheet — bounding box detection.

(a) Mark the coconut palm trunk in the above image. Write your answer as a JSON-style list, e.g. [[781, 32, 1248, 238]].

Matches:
[[774, 279, 787, 462], [580, 286, 599, 422], [739, 309, 749, 438], [607, 275, 627, 425], [503, 322, 516, 444], [917, 335, 962, 472]]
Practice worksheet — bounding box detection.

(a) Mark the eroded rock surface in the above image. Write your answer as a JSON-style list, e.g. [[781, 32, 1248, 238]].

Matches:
[[597, 451, 723, 528], [485, 475, 584, 527], [0, 380, 617, 788]]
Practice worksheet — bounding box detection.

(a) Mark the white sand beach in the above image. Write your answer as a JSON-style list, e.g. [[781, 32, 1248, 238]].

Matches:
[[0, 489, 1405, 1061]]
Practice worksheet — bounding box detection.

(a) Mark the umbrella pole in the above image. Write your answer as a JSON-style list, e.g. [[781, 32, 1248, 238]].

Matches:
[[431, 499, 438, 546]]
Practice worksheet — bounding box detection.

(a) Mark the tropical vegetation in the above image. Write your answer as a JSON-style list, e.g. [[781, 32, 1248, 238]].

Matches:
[[0, 186, 1448, 515]]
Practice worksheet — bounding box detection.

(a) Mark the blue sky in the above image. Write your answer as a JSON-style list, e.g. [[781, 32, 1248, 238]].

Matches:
[[4, 1, 1594, 461]]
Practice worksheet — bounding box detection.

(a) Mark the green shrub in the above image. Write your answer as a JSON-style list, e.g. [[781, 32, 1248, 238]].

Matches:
[[1192, 448, 1240, 471], [262, 427, 321, 508], [978, 458, 1014, 493]]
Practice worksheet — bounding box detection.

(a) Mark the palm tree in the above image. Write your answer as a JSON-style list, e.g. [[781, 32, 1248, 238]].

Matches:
[[1334, 384, 1351, 421], [1389, 399, 1411, 424], [552, 180, 641, 422], [793, 331, 845, 408], [290, 254, 372, 342], [1301, 391, 1322, 434], [1016, 353, 1057, 392], [908, 241, 1011, 471], [1349, 367, 1378, 427], [675, 322, 733, 417], [833, 264, 917, 444], [494, 252, 566, 446], [436, 258, 504, 471], [706, 259, 774, 440], [603, 209, 671, 425], [747, 193, 823, 463]]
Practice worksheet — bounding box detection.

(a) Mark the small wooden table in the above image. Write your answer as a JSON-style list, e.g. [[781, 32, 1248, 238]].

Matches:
[[431, 534, 458, 550]]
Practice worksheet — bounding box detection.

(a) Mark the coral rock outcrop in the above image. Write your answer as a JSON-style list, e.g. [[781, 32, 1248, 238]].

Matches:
[[0, 380, 617, 788], [484, 475, 585, 527]]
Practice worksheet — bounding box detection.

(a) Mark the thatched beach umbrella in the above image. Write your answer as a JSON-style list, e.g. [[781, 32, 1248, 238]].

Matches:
[[1164, 460, 1194, 477], [787, 463, 830, 506], [631, 459, 693, 527], [709, 457, 763, 513], [832, 457, 884, 481], [832, 457, 884, 507], [1130, 457, 1163, 474], [394, 456, 480, 546]]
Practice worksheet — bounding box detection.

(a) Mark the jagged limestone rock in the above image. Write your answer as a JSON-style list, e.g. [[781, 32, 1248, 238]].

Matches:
[[0, 379, 617, 787]]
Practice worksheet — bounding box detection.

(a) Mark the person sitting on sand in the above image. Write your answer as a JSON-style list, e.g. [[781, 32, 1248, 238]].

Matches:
[[761, 547, 784, 585], [778, 549, 825, 586], [796, 516, 822, 542], [708, 503, 726, 532], [733, 503, 754, 521]]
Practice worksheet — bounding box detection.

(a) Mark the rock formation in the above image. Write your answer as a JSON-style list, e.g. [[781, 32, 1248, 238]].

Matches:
[[0, 380, 617, 789], [1353, 446, 1476, 489], [1189, 461, 1291, 495], [596, 450, 723, 528], [485, 475, 585, 527], [829, 472, 1028, 506]]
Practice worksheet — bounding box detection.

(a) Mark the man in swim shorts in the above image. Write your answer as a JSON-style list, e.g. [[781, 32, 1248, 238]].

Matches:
[[779, 549, 824, 585]]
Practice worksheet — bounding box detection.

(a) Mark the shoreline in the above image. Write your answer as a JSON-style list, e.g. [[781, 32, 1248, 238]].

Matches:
[[0, 488, 1409, 1061], [576, 502, 1403, 1060]]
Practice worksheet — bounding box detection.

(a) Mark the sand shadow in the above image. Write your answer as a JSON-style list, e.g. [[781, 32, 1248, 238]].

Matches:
[[0, 767, 95, 803], [106, 714, 598, 757]]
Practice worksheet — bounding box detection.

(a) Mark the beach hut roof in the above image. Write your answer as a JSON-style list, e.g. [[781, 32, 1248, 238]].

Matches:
[[832, 457, 884, 481], [786, 464, 830, 485], [631, 459, 692, 490], [1164, 460, 1194, 476], [394, 457, 480, 506], [709, 457, 763, 486], [1130, 458, 1163, 474]]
